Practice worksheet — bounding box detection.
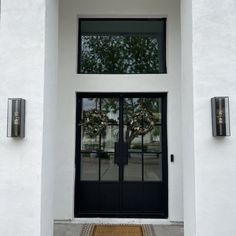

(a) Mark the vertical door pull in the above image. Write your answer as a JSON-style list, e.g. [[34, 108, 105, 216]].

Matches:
[[114, 142, 129, 165]]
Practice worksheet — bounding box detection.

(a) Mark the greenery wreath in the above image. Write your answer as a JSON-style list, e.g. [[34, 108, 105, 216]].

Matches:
[[81, 105, 159, 138], [81, 109, 109, 138], [127, 107, 156, 136]]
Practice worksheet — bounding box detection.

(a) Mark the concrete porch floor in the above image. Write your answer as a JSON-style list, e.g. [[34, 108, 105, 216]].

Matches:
[[54, 222, 184, 236]]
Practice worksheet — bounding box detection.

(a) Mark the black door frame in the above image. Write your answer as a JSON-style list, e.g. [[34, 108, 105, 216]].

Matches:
[[74, 92, 168, 218]]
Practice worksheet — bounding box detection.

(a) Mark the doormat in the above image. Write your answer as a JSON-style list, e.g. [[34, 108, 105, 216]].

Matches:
[[80, 224, 155, 236]]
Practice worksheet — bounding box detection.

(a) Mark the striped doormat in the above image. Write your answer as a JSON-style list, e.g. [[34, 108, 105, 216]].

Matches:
[[80, 224, 155, 236]]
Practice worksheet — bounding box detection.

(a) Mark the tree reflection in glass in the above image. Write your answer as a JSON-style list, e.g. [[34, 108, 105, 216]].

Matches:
[[80, 35, 160, 74], [124, 98, 161, 148]]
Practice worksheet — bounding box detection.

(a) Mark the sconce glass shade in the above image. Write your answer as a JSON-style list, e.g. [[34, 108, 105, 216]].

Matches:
[[211, 97, 230, 137], [7, 98, 25, 138]]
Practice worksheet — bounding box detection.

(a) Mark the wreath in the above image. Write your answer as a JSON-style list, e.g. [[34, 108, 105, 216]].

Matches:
[[81, 109, 109, 138], [127, 107, 156, 136], [81, 105, 158, 138]]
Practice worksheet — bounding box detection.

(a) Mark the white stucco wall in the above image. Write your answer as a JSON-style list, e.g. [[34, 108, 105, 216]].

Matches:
[[41, 0, 58, 236], [181, 0, 196, 235], [0, 1, 44, 236], [55, 0, 183, 221], [191, 0, 236, 235], [0, 1, 58, 236]]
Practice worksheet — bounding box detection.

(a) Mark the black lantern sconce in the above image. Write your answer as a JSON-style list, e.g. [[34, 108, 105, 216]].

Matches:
[[211, 97, 230, 137], [7, 98, 25, 138]]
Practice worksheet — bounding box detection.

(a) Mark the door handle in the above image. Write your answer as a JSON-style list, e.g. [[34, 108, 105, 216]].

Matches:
[[114, 142, 129, 165]]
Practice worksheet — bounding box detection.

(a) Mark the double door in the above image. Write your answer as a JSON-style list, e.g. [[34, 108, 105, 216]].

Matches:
[[74, 93, 168, 218]]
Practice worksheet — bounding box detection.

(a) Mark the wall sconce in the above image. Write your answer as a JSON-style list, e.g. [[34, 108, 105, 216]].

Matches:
[[211, 97, 230, 137], [7, 98, 25, 138]]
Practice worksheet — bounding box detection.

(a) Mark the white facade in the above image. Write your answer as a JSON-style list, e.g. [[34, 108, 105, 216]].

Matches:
[[183, 1, 236, 235], [0, 0, 236, 236], [0, 0, 58, 236]]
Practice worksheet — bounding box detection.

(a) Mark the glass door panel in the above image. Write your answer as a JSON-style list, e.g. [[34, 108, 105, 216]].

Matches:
[[81, 153, 99, 180], [80, 97, 120, 182], [124, 153, 142, 181], [143, 126, 162, 152], [123, 97, 163, 182], [101, 153, 119, 181], [101, 125, 119, 152], [144, 153, 162, 181], [101, 98, 119, 124], [81, 133, 100, 152]]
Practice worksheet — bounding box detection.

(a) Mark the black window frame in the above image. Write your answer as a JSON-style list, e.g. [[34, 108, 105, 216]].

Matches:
[[77, 18, 167, 75]]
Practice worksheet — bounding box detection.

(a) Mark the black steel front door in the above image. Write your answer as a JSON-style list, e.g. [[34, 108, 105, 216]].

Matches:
[[74, 93, 168, 218]]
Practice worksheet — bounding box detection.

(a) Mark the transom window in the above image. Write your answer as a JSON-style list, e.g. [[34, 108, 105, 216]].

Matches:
[[78, 18, 167, 74]]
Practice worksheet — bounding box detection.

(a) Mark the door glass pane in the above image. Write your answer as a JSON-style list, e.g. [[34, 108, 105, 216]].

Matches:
[[101, 125, 119, 152], [101, 98, 119, 124], [123, 98, 140, 125], [123, 98, 142, 150], [81, 133, 100, 152], [142, 98, 162, 124], [144, 153, 162, 181], [81, 152, 99, 180], [124, 153, 142, 181], [81, 97, 104, 149], [129, 135, 142, 152], [82, 98, 100, 111], [124, 125, 142, 151], [101, 153, 119, 181], [143, 126, 162, 152], [123, 97, 161, 137]]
